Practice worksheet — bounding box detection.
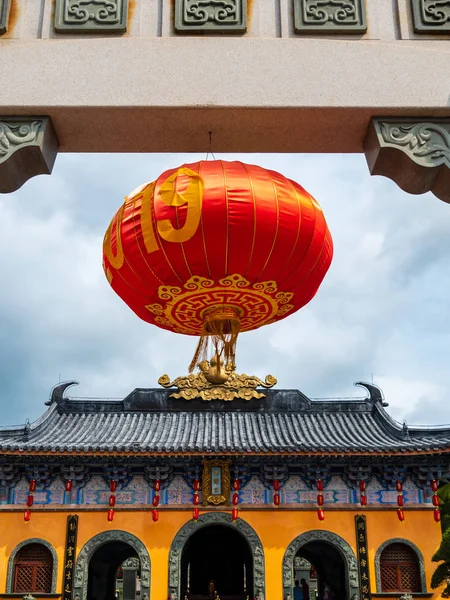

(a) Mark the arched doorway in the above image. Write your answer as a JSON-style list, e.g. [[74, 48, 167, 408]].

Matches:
[[73, 531, 151, 600], [181, 524, 253, 599], [283, 531, 359, 600], [168, 513, 266, 600]]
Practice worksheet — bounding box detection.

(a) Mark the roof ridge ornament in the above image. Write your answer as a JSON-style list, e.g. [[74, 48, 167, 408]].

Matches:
[[45, 381, 79, 406], [158, 354, 277, 401], [354, 381, 389, 407]]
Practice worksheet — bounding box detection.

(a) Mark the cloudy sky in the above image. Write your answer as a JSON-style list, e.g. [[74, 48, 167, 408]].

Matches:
[[0, 153, 449, 427]]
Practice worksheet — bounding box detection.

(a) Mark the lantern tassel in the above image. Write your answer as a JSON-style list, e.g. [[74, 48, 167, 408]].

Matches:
[[189, 306, 241, 373]]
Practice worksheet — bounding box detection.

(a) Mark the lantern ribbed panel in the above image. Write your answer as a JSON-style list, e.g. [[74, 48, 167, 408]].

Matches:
[[103, 160, 333, 336]]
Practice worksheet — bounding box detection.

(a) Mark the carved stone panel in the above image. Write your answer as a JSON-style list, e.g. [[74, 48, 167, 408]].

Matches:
[[293, 0, 367, 33], [411, 0, 450, 33], [0, 117, 59, 194], [54, 0, 129, 33], [0, 0, 10, 35], [175, 0, 247, 33], [364, 118, 450, 204]]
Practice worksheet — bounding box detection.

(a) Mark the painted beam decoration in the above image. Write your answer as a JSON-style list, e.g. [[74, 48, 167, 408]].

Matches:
[[63, 514, 78, 600], [355, 514, 371, 600]]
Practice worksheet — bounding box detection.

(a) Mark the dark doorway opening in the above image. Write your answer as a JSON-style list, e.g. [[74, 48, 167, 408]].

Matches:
[[181, 524, 253, 600], [88, 542, 140, 600], [295, 542, 347, 600]]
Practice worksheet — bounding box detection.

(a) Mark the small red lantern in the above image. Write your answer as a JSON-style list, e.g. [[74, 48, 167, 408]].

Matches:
[[434, 508, 441, 523], [274, 493, 280, 506], [24, 509, 31, 522], [65, 480, 73, 492], [317, 480, 323, 492], [193, 494, 200, 506], [194, 479, 201, 491], [152, 509, 159, 522], [154, 479, 161, 492], [431, 479, 439, 492], [232, 507, 238, 521], [317, 494, 324, 506], [232, 492, 239, 506], [109, 495, 116, 507], [110, 480, 117, 493], [359, 480, 366, 492], [397, 495, 404, 507], [193, 507, 199, 521], [360, 495, 368, 507], [233, 479, 241, 491], [29, 479, 36, 492], [26, 495, 34, 507], [317, 509, 325, 521], [433, 495, 441, 507], [397, 508, 405, 522], [273, 480, 280, 492], [396, 480, 402, 493], [317, 480, 324, 518], [431, 480, 440, 523], [359, 480, 367, 507], [108, 509, 114, 522], [152, 495, 160, 507]]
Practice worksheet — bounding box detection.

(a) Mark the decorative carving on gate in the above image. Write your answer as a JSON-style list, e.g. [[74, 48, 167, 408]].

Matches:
[[168, 512, 265, 599], [174, 0, 247, 33], [6, 538, 58, 593], [54, 0, 129, 33], [364, 118, 450, 204], [293, 0, 367, 33], [374, 539, 426, 592], [0, 117, 59, 194], [282, 530, 359, 600], [0, 0, 10, 34], [73, 530, 150, 600], [411, 0, 450, 32]]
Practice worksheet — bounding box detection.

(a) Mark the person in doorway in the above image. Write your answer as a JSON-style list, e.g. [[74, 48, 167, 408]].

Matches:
[[322, 582, 331, 600], [301, 578, 309, 600], [294, 580, 303, 600]]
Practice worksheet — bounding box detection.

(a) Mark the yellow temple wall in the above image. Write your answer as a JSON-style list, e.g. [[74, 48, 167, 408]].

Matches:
[[0, 507, 442, 600]]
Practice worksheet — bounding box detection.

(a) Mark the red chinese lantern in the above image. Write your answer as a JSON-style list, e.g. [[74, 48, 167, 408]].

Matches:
[[359, 480, 367, 507], [26, 495, 34, 508], [24, 509, 31, 522], [396, 480, 405, 520], [232, 507, 239, 521], [233, 480, 241, 491], [109, 495, 116, 507], [152, 509, 159, 522], [193, 507, 199, 522], [397, 508, 405, 522], [103, 161, 333, 369], [274, 493, 280, 506], [65, 480, 73, 493], [232, 492, 239, 506], [29, 479, 36, 493], [110, 480, 117, 493], [431, 480, 440, 523], [193, 494, 200, 506], [273, 480, 280, 492], [193, 479, 201, 491], [317, 480, 324, 519], [108, 509, 114, 522], [152, 495, 160, 507]]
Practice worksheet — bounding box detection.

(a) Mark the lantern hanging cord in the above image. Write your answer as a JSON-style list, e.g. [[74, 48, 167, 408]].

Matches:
[[205, 131, 216, 161], [189, 306, 240, 373]]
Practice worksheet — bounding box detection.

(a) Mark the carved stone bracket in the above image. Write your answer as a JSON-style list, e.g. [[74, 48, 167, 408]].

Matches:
[[0, 0, 10, 34], [282, 530, 359, 600], [0, 117, 59, 194], [411, 0, 450, 33], [54, 0, 129, 33], [73, 530, 150, 600], [168, 512, 266, 599], [7, 538, 58, 592], [364, 118, 450, 204], [174, 0, 247, 33], [374, 539, 426, 592], [293, 0, 367, 33]]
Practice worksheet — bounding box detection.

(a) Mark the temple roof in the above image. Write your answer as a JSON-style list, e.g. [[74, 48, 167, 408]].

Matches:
[[1, 382, 450, 455]]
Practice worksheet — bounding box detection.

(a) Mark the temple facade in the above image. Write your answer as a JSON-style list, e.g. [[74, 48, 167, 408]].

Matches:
[[0, 381, 448, 600]]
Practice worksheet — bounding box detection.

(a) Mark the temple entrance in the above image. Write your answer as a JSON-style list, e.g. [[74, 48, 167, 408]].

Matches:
[[87, 543, 140, 600], [181, 524, 253, 600], [295, 542, 347, 600]]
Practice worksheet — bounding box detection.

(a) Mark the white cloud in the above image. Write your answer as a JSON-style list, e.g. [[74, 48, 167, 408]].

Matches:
[[0, 152, 449, 427]]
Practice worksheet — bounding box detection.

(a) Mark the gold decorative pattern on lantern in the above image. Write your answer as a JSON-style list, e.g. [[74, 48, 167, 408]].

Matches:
[[202, 460, 231, 506], [158, 356, 277, 401], [146, 274, 294, 335]]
